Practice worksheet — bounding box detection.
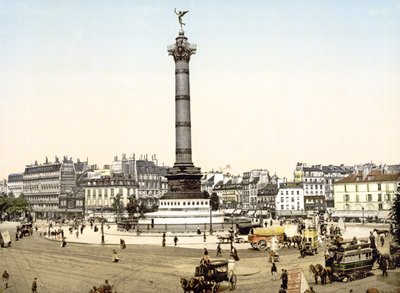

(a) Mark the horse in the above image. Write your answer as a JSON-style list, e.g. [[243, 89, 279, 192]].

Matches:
[[373, 229, 389, 237], [315, 264, 326, 285], [282, 235, 302, 248], [309, 264, 319, 285], [323, 267, 334, 284], [180, 277, 205, 293], [291, 235, 302, 248]]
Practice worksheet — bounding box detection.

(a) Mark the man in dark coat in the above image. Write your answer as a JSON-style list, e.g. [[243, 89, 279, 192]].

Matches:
[[31, 277, 38, 293], [280, 269, 288, 289], [369, 231, 376, 249]]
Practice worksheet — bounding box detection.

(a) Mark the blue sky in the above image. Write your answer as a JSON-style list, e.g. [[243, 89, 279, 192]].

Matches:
[[0, 0, 399, 179]]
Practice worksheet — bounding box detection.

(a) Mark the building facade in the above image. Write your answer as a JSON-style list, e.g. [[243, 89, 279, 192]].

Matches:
[[23, 156, 80, 219], [83, 173, 138, 219], [275, 182, 305, 217], [333, 170, 400, 220], [7, 173, 24, 197]]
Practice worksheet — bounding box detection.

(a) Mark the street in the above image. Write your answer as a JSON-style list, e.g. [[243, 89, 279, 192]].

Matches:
[[0, 221, 399, 293]]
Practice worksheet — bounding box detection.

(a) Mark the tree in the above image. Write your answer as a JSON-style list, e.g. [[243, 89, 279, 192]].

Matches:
[[210, 192, 220, 211], [126, 197, 140, 219], [111, 194, 124, 222], [390, 183, 400, 243]]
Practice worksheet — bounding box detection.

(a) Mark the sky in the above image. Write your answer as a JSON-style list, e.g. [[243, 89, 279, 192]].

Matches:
[[0, 0, 399, 180]]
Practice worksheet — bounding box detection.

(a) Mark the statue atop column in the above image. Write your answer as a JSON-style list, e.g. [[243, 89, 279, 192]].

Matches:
[[174, 8, 189, 29]]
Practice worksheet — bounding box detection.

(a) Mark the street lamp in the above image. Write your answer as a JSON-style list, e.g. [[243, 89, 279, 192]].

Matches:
[[101, 205, 105, 244], [362, 207, 364, 224], [229, 216, 234, 251], [209, 208, 213, 235]]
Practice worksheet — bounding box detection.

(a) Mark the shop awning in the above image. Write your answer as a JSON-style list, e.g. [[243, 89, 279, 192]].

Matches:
[[331, 210, 390, 218]]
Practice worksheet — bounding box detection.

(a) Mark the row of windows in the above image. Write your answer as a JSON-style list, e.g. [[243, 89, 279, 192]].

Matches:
[[280, 205, 301, 210], [87, 200, 110, 206], [305, 185, 323, 189], [160, 201, 208, 206], [86, 188, 130, 197], [280, 197, 300, 203], [343, 193, 390, 202], [344, 203, 384, 210], [280, 190, 301, 196]]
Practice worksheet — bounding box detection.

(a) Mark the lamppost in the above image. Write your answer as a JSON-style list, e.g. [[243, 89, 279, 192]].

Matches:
[[229, 216, 234, 252], [209, 208, 213, 235], [362, 207, 365, 224], [100, 205, 105, 244]]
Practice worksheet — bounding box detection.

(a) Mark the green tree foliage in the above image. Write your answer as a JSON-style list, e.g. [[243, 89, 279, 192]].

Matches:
[[0, 194, 29, 219], [210, 192, 220, 211], [111, 194, 124, 221], [126, 197, 140, 218], [390, 183, 400, 243]]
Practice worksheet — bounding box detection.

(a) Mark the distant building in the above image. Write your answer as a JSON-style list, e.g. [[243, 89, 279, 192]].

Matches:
[[7, 173, 23, 197], [303, 166, 325, 212], [275, 182, 305, 217], [295, 163, 353, 213], [201, 171, 224, 195], [23, 156, 82, 219], [241, 169, 271, 209], [82, 173, 138, 219], [333, 170, 400, 220], [0, 179, 7, 195], [321, 165, 353, 211], [257, 184, 279, 218]]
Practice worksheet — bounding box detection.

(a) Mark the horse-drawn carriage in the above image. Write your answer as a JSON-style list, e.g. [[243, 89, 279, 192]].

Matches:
[[326, 241, 374, 282], [17, 222, 33, 237], [299, 228, 319, 256], [181, 260, 237, 292], [195, 260, 237, 292]]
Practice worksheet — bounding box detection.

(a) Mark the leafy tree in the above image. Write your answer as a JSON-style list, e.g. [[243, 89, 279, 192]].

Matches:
[[126, 197, 140, 218], [0, 195, 29, 220], [210, 192, 220, 211], [202, 191, 210, 199], [111, 194, 124, 222], [7, 197, 29, 215], [0, 195, 11, 219], [390, 183, 400, 243]]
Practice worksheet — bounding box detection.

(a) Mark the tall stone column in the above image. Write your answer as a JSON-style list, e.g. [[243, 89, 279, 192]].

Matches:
[[165, 30, 203, 199]]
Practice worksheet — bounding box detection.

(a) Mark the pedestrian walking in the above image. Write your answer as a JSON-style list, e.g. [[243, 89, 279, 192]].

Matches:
[[380, 235, 385, 247], [120, 238, 126, 249], [112, 249, 119, 263], [381, 258, 388, 277], [174, 236, 178, 246], [31, 277, 38, 293], [201, 248, 211, 266], [76, 230, 79, 239], [271, 262, 277, 281], [270, 219, 273, 226], [216, 243, 222, 257], [103, 279, 112, 293], [203, 231, 207, 242], [2, 270, 9, 289], [162, 233, 166, 247], [61, 238, 67, 247], [280, 269, 288, 289], [369, 231, 376, 249]]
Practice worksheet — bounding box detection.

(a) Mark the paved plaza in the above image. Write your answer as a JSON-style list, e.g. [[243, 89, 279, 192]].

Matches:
[[0, 221, 399, 293]]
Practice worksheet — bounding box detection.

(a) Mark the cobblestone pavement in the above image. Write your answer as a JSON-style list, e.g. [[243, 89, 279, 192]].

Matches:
[[0, 221, 399, 293]]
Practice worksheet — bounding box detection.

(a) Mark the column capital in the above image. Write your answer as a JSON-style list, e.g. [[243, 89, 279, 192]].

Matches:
[[168, 34, 196, 62]]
